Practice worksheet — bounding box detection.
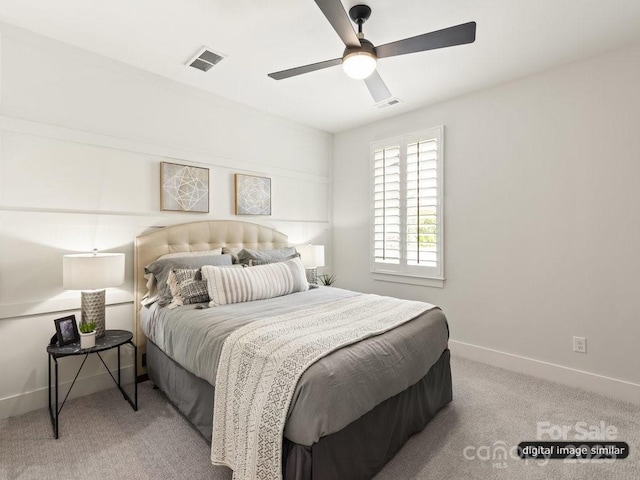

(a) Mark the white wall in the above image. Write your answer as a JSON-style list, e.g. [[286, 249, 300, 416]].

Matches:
[[333, 43, 640, 403], [0, 24, 332, 419]]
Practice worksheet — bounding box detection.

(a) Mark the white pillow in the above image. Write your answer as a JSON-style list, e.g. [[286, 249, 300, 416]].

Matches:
[[202, 257, 309, 307]]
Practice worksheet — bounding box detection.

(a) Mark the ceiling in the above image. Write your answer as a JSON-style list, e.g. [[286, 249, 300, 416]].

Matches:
[[1, 0, 640, 133]]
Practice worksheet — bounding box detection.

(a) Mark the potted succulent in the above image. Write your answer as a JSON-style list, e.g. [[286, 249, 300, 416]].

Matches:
[[318, 273, 336, 286], [78, 321, 96, 349]]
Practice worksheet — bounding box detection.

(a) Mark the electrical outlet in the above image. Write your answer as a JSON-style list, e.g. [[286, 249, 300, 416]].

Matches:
[[573, 336, 587, 353]]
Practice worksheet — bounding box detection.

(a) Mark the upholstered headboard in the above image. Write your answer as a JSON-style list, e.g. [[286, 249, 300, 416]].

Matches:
[[134, 220, 289, 376]]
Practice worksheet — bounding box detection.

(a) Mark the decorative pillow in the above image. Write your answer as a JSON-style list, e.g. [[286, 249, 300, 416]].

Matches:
[[237, 247, 298, 265], [202, 256, 309, 307], [248, 253, 300, 267], [145, 253, 232, 306], [167, 268, 209, 309], [141, 272, 159, 307]]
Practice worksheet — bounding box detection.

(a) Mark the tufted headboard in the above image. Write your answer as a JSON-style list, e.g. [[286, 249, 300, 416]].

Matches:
[[134, 220, 289, 376]]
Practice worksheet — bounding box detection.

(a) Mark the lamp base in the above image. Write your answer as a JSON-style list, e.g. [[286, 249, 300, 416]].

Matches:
[[81, 290, 106, 338], [305, 267, 318, 285]]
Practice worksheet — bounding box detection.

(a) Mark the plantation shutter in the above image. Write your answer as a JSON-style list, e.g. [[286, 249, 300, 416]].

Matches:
[[371, 127, 444, 281], [406, 138, 438, 268], [373, 145, 401, 264]]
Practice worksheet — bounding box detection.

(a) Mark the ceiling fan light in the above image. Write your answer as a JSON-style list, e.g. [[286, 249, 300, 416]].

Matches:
[[342, 51, 377, 80]]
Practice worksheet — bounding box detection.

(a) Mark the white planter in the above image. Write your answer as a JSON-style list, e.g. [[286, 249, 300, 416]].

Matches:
[[80, 331, 96, 349]]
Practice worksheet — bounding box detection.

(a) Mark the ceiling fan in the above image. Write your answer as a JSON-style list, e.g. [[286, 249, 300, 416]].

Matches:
[[268, 0, 476, 103]]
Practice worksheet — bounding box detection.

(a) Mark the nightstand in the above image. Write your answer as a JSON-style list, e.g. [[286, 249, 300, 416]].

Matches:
[[47, 329, 138, 439]]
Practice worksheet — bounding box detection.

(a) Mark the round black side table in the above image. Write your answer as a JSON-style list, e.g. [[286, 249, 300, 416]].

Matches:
[[47, 329, 138, 439]]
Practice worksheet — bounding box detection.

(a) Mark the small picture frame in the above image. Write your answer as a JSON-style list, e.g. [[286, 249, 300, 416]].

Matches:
[[54, 315, 79, 347]]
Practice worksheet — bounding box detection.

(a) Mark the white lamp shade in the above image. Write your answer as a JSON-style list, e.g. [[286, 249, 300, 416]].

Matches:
[[63, 253, 125, 290], [298, 244, 325, 268]]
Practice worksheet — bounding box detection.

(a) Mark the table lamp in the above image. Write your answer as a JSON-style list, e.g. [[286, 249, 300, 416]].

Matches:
[[297, 244, 325, 285], [63, 250, 125, 338]]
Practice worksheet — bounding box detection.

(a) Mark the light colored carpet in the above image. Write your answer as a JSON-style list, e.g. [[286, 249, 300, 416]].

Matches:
[[0, 356, 638, 480]]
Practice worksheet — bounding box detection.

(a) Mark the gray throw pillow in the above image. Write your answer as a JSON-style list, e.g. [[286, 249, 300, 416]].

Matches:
[[237, 247, 297, 265], [248, 253, 300, 266]]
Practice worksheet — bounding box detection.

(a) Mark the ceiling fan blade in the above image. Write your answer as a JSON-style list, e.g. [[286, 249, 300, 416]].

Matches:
[[268, 58, 342, 80], [376, 21, 476, 59], [314, 0, 361, 48], [364, 70, 392, 103]]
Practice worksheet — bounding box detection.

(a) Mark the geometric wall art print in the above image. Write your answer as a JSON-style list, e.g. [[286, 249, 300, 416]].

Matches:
[[235, 173, 271, 216], [160, 162, 209, 213]]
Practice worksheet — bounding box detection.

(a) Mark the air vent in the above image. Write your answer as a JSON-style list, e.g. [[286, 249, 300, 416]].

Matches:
[[186, 47, 226, 72], [376, 97, 401, 109]]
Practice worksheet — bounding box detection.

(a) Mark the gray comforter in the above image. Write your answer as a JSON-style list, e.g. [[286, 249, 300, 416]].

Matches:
[[141, 287, 449, 446]]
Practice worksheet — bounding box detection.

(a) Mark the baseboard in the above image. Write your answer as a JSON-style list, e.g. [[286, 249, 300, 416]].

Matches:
[[449, 340, 640, 405], [0, 365, 135, 420]]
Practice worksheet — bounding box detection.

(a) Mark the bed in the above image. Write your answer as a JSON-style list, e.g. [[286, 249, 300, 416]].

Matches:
[[134, 220, 452, 480]]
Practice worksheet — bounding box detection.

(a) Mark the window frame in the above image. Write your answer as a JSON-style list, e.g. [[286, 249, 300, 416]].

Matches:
[[370, 126, 445, 286]]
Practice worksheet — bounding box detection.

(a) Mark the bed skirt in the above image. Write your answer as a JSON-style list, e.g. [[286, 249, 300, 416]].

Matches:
[[147, 341, 452, 480]]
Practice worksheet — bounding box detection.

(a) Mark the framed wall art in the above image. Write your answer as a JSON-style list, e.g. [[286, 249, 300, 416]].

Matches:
[[161, 162, 209, 213], [235, 174, 271, 216]]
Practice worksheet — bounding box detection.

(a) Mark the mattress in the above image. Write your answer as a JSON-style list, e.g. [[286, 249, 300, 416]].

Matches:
[[140, 287, 449, 446]]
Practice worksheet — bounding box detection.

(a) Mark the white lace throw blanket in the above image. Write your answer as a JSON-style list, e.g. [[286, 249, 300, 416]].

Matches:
[[211, 293, 435, 480]]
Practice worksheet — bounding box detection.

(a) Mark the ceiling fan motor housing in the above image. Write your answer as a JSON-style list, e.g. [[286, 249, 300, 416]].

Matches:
[[343, 38, 376, 61]]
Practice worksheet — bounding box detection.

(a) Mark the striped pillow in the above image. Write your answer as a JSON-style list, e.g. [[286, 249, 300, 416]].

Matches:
[[202, 257, 309, 307]]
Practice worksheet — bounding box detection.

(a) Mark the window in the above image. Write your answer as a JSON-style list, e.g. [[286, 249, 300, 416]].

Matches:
[[371, 127, 444, 284]]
